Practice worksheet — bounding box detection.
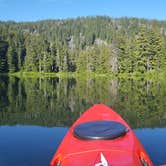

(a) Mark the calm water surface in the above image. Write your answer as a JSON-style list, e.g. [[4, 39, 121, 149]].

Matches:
[[0, 76, 166, 166]]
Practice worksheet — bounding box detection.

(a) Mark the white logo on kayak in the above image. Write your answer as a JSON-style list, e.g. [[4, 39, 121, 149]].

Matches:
[[95, 153, 108, 166]]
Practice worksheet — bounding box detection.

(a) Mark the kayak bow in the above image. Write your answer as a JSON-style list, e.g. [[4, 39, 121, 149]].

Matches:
[[50, 104, 153, 166]]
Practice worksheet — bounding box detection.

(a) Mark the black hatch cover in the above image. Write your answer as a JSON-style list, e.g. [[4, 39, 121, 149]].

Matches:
[[73, 120, 128, 140]]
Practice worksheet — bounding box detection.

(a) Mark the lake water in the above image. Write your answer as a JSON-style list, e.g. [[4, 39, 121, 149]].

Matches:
[[0, 76, 166, 166]]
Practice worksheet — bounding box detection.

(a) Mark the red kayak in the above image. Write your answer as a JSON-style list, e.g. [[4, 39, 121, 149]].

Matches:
[[50, 104, 153, 166]]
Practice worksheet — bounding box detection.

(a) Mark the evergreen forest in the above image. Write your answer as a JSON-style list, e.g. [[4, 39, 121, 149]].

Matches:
[[0, 16, 166, 74]]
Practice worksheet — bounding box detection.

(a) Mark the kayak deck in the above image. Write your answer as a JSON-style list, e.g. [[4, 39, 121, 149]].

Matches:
[[50, 104, 153, 166]]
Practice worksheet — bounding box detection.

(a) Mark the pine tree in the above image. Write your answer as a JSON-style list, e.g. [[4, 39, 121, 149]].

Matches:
[[24, 35, 39, 71], [133, 27, 150, 73], [133, 27, 165, 73], [50, 42, 57, 72], [76, 50, 88, 72], [147, 29, 164, 71], [0, 41, 8, 73], [7, 32, 18, 73], [7, 46, 18, 73]]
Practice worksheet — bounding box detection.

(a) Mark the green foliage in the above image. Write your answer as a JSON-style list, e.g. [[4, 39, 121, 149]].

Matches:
[[0, 41, 8, 72], [0, 16, 166, 74], [133, 27, 164, 72], [7, 46, 18, 73]]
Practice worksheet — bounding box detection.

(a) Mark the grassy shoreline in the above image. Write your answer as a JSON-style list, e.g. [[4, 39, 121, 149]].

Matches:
[[1, 70, 165, 80], [5, 71, 116, 79]]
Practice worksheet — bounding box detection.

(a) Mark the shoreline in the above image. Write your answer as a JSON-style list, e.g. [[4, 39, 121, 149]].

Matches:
[[0, 70, 165, 80]]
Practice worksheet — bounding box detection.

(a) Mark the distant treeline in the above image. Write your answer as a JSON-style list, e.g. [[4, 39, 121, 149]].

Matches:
[[0, 16, 166, 74]]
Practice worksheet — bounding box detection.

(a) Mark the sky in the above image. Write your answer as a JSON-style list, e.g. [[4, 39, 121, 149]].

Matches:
[[0, 0, 165, 22]]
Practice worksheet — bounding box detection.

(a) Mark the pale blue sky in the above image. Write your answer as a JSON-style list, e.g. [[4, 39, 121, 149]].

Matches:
[[0, 0, 165, 22]]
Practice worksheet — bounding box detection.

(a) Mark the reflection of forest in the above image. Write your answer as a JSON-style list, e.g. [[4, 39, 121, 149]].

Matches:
[[0, 76, 166, 128]]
